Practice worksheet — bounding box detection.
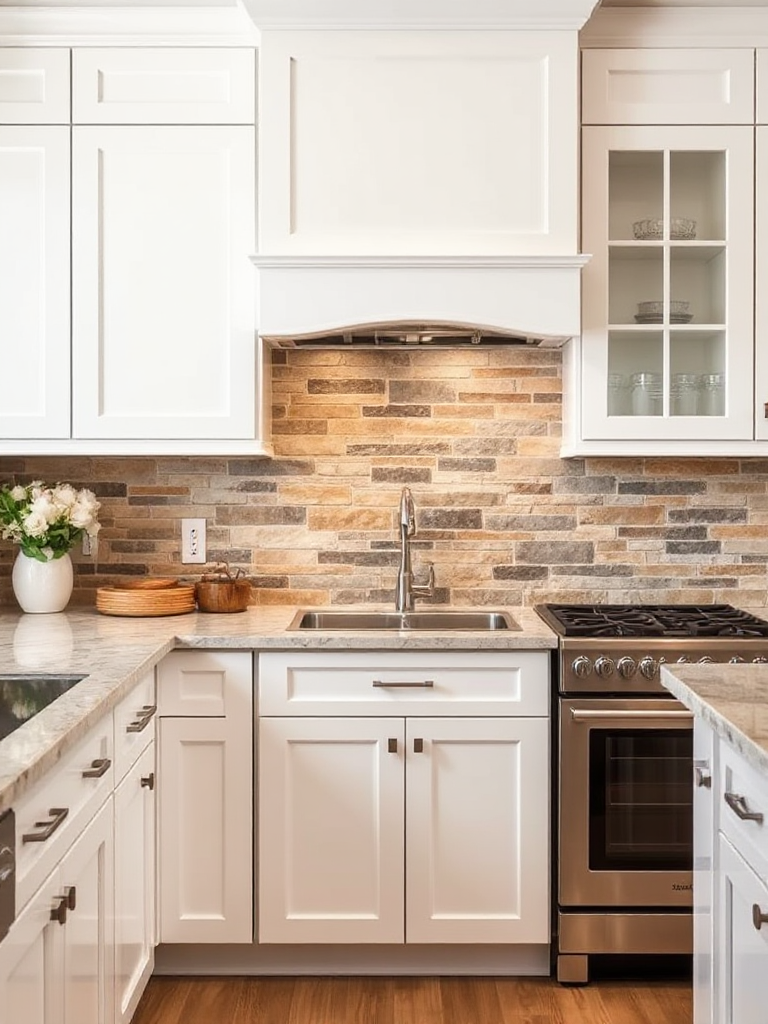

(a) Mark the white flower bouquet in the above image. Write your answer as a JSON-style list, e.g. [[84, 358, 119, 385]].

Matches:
[[0, 481, 101, 562]]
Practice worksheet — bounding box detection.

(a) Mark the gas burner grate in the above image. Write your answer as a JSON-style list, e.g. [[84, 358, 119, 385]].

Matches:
[[535, 603, 768, 639]]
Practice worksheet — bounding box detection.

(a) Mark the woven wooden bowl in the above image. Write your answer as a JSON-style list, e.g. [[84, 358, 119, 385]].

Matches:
[[96, 584, 196, 617]]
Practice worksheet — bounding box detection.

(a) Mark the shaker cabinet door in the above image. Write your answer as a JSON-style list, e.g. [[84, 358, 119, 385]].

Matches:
[[71, 125, 257, 441], [0, 127, 70, 440]]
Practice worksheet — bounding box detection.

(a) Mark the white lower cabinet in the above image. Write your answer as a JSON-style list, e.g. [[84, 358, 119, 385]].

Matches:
[[0, 798, 114, 1024], [114, 744, 155, 1024], [257, 651, 550, 947], [717, 834, 768, 1024], [157, 651, 253, 944], [692, 719, 768, 1024]]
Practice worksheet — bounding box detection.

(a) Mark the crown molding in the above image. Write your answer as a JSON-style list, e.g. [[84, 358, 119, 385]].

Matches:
[[581, 6, 768, 47], [0, 4, 259, 45]]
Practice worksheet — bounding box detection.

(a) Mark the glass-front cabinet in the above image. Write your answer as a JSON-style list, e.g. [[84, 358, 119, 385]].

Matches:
[[581, 125, 754, 442]]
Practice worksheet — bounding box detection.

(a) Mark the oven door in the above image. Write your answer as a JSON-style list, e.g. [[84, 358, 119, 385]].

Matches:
[[559, 697, 693, 909]]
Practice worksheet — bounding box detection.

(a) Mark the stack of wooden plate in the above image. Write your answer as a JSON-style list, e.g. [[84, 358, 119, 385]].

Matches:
[[96, 578, 196, 617]]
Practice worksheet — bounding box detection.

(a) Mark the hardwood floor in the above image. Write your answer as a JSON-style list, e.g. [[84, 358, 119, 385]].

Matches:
[[131, 975, 692, 1024]]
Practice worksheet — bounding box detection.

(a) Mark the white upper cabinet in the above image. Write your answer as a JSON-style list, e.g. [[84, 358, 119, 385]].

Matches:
[[72, 123, 258, 441], [0, 126, 70, 440], [567, 46, 761, 456], [258, 30, 579, 255], [582, 49, 755, 126], [580, 124, 754, 445], [72, 48, 256, 125], [0, 48, 70, 124], [0, 45, 269, 456]]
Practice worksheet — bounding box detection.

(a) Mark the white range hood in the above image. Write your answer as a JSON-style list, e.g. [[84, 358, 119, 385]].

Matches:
[[248, 0, 599, 348]]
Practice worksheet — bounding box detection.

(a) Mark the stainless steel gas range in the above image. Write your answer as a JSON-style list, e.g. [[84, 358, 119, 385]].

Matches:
[[534, 602, 768, 985]]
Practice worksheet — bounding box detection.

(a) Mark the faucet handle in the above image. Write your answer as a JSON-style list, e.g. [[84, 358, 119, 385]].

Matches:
[[412, 561, 436, 600]]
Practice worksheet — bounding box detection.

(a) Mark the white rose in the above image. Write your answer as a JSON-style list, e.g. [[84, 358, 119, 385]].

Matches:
[[53, 484, 77, 508], [10, 485, 26, 501], [70, 501, 95, 529], [29, 494, 58, 524], [23, 510, 49, 538]]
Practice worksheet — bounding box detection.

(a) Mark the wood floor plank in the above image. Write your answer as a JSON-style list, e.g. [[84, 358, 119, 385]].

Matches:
[[131, 974, 693, 1024]]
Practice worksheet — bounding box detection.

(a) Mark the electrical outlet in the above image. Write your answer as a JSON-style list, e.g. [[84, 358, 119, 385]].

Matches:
[[181, 518, 206, 564]]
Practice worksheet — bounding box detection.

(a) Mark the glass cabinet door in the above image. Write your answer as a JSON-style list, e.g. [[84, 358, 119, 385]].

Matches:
[[581, 125, 754, 443]]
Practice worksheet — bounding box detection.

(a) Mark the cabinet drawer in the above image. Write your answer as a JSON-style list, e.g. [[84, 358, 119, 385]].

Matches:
[[0, 48, 70, 124], [72, 48, 255, 124], [14, 716, 113, 911], [258, 651, 549, 717], [157, 650, 252, 717], [719, 740, 768, 882], [582, 49, 754, 125], [113, 671, 156, 781]]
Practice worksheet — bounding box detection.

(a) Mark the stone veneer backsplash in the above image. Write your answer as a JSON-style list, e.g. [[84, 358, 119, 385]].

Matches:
[[2, 346, 768, 610]]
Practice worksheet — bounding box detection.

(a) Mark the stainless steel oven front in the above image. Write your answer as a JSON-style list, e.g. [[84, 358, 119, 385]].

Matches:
[[557, 695, 694, 983]]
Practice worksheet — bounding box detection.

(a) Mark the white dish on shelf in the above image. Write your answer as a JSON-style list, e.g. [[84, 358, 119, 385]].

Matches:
[[634, 313, 694, 324]]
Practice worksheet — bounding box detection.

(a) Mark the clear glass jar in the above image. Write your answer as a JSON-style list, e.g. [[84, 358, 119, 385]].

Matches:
[[697, 373, 725, 416], [671, 372, 699, 416], [631, 372, 663, 416], [607, 373, 630, 415]]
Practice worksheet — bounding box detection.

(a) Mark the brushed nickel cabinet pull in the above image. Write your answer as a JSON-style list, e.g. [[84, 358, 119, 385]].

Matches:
[[66, 886, 77, 911], [50, 895, 68, 926], [141, 772, 155, 791], [82, 757, 111, 779], [694, 766, 712, 789], [23, 807, 69, 843], [387, 738, 398, 754], [413, 738, 424, 753], [753, 904, 768, 930], [127, 704, 157, 733], [372, 680, 434, 689], [724, 791, 764, 823]]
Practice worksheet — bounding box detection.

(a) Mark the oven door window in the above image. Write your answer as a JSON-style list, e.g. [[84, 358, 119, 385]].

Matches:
[[589, 729, 692, 872]]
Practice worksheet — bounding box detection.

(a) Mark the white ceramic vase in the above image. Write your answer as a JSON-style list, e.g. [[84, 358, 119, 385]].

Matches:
[[11, 550, 74, 614]]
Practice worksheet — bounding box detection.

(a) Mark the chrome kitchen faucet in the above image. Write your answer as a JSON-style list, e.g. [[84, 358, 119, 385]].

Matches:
[[394, 488, 435, 612]]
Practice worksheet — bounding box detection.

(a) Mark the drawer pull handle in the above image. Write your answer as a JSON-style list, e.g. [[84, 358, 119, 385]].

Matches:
[[141, 772, 155, 791], [753, 904, 768, 931], [82, 757, 111, 779], [372, 680, 434, 689], [413, 738, 424, 753], [724, 791, 764, 824], [127, 704, 157, 733], [694, 766, 712, 789], [387, 738, 398, 754], [50, 895, 68, 926], [66, 886, 77, 912], [23, 807, 69, 843]]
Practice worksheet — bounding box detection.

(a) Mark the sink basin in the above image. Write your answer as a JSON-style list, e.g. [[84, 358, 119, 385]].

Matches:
[[288, 610, 520, 631]]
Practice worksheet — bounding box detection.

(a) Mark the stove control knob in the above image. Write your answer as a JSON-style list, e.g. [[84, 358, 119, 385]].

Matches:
[[676, 655, 692, 664], [638, 656, 658, 680], [617, 656, 637, 679], [752, 656, 768, 664], [571, 656, 592, 678], [729, 656, 746, 664], [698, 656, 714, 664], [594, 656, 615, 678]]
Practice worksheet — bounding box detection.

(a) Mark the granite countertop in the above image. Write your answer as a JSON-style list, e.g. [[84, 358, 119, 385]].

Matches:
[[0, 604, 557, 813], [662, 663, 768, 778]]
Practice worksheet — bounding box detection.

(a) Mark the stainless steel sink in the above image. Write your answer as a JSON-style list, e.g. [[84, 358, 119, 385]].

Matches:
[[288, 610, 520, 631]]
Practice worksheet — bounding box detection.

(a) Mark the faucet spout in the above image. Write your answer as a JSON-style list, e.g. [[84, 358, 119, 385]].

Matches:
[[394, 488, 434, 612]]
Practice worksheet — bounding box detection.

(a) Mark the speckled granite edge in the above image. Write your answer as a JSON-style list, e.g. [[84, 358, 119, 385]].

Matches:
[[662, 664, 768, 779], [0, 605, 557, 812]]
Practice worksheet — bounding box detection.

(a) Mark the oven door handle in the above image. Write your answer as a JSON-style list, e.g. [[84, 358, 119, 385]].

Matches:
[[570, 709, 693, 722]]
